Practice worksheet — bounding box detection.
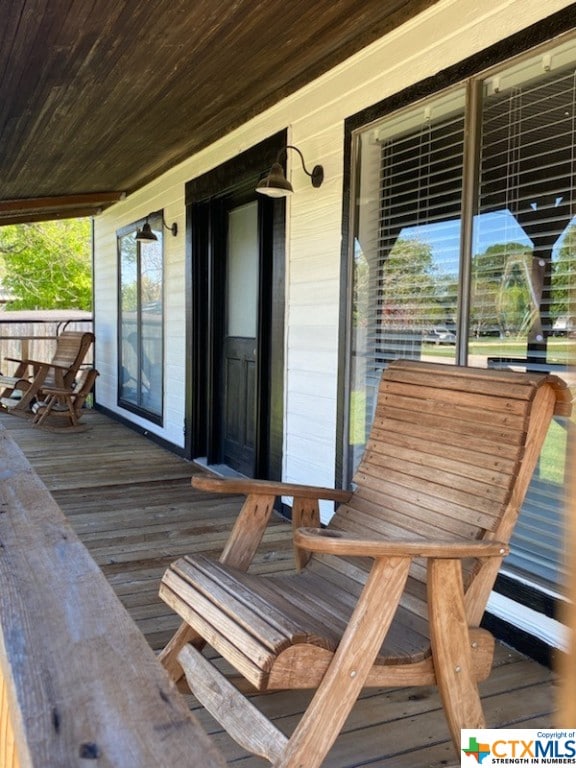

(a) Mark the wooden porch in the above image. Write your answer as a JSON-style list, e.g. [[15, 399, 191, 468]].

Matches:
[[0, 408, 558, 767]]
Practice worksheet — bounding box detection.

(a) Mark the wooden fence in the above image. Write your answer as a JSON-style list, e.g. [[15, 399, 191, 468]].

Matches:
[[0, 312, 93, 374]]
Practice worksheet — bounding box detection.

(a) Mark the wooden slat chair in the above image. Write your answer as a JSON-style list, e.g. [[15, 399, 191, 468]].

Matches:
[[31, 367, 99, 431], [159, 361, 572, 767], [0, 330, 94, 415]]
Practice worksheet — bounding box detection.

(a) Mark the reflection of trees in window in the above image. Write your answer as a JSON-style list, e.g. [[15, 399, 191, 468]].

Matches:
[[469, 223, 576, 340], [551, 223, 576, 325], [140, 242, 163, 310], [373, 110, 464, 359], [378, 237, 444, 327], [471, 242, 535, 337], [120, 233, 137, 312], [480, 67, 576, 357]]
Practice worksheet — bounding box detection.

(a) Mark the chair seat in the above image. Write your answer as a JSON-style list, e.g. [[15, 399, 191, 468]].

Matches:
[[161, 553, 431, 690], [0, 375, 21, 387]]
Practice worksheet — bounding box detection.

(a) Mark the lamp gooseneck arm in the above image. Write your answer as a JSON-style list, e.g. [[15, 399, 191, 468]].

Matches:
[[284, 145, 313, 178], [277, 145, 324, 188]]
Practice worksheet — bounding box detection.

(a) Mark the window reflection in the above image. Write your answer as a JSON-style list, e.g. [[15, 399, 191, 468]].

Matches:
[[118, 216, 164, 421]]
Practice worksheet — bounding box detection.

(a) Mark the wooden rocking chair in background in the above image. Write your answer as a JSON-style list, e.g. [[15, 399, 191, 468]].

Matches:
[[0, 330, 94, 415], [31, 366, 99, 431], [159, 360, 572, 767]]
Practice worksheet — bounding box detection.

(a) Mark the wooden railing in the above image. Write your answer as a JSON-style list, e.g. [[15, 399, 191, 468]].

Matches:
[[0, 310, 93, 374], [0, 426, 226, 768]]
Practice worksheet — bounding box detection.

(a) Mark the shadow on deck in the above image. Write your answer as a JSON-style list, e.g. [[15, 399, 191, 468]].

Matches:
[[0, 408, 557, 768]]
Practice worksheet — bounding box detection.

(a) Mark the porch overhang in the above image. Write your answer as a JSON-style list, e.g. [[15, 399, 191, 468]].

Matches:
[[0, 192, 126, 226], [0, 0, 439, 223]]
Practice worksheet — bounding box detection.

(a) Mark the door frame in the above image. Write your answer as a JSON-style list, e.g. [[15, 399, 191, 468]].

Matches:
[[184, 132, 286, 480]]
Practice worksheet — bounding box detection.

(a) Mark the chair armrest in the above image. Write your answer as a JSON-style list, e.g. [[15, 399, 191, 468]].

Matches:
[[1, 357, 69, 373], [192, 478, 351, 573], [191, 475, 352, 503], [293, 528, 509, 559], [23, 359, 70, 372]]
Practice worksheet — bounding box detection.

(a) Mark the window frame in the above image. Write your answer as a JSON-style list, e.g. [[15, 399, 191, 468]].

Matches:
[[339, 16, 576, 480], [339, 25, 576, 598], [116, 211, 165, 425]]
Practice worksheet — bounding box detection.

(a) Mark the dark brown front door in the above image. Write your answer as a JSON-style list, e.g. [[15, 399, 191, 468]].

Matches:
[[221, 200, 259, 475]]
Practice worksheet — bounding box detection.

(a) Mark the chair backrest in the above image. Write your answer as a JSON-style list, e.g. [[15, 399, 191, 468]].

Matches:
[[47, 330, 95, 388], [328, 360, 571, 625]]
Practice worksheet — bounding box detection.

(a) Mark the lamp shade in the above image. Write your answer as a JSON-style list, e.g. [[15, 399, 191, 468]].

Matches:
[[255, 162, 294, 197], [135, 222, 158, 242]]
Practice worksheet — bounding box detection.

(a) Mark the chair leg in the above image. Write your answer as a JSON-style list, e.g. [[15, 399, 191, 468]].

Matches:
[[428, 559, 486, 756], [32, 395, 57, 426], [8, 384, 38, 413], [275, 556, 411, 768], [159, 621, 206, 684], [160, 492, 277, 683]]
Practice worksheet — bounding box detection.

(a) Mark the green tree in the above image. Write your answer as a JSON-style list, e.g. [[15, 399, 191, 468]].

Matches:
[[0, 219, 92, 310]]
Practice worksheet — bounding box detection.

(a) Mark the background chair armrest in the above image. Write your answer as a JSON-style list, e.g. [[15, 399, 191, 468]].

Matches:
[[191, 475, 352, 503], [1, 357, 35, 381], [294, 528, 509, 559], [23, 360, 70, 372]]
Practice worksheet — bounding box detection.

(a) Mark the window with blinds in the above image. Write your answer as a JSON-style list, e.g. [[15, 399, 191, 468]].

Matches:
[[476, 52, 576, 586], [348, 37, 576, 591], [349, 89, 465, 472]]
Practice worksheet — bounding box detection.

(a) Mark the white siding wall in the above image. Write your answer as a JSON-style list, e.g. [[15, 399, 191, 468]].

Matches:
[[94, 0, 573, 488]]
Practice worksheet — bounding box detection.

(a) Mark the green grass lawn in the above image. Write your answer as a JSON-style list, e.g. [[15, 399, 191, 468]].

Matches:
[[468, 337, 575, 364], [422, 336, 575, 364], [539, 418, 568, 485]]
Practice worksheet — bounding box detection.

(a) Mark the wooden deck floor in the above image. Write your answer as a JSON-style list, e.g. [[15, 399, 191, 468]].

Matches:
[[0, 408, 557, 768]]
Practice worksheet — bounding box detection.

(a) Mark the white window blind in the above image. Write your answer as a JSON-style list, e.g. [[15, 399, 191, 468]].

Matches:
[[349, 39, 576, 591], [475, 54, 576, 586], [350, 91, 465, 470]]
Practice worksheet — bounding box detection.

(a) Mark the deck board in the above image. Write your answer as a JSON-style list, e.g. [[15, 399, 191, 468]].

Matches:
[[0, 408, 557, 767]]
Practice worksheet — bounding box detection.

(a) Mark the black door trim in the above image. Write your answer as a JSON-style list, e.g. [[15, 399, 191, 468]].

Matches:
[[185, 133, 286, 205], [184, 131, 287, 480]]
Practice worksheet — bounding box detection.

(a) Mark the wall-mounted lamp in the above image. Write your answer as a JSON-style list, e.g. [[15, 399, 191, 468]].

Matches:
[[256, 145, 324, 198], [135, 213, 178, 242]]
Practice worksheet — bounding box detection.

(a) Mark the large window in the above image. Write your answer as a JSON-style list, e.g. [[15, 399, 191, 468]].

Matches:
[[118, 213, 164, 422], [348, 37, 576, 590]]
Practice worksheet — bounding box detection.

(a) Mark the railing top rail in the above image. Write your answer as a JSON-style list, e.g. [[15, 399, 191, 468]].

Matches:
[[0, 426, 225, 768], [0, 310, 92, 324]]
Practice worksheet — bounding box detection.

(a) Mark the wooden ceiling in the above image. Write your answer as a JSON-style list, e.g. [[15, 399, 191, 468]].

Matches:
[[0, 0, 439, 225]]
